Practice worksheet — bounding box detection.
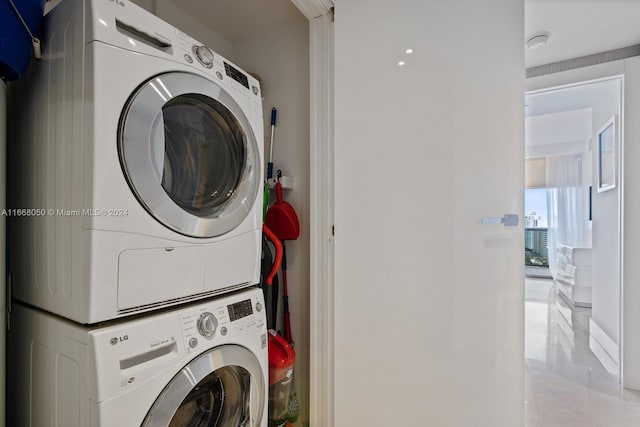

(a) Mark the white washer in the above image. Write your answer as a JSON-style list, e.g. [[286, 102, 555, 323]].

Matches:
[[7, 0, 264, 323], [8, 287, 268, 426]]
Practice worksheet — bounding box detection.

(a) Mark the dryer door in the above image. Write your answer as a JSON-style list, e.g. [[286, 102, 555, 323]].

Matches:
[[142, 345, 265, 426], [119, 72, 260, 238]]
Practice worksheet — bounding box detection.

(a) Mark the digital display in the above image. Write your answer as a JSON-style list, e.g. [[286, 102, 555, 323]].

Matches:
[[228, 299, 253, 322], [224, 62, 249, 89]]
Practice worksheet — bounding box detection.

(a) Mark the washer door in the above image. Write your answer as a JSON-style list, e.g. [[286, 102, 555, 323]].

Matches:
[[142, 345, 265, 426], [119, 72, 260, 238]]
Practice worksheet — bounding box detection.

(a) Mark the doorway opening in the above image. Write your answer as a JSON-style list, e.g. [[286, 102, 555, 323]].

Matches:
[[523, 76, 640, 425]]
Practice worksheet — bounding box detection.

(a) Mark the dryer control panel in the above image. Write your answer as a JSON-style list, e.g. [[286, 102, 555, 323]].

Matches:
[[173, 29, 260, 101], [90, 0, 261, 101]]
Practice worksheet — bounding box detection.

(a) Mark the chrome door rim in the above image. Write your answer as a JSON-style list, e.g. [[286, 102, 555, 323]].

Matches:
[[142, 344, 265, 426], [119, 72, 260, 238]]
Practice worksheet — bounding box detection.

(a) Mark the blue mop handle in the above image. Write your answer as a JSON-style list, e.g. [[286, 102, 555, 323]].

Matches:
[[267, 107, 277, 180]]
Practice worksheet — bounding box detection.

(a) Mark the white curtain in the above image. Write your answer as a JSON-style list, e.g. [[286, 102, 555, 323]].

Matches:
[[546, 154, 584, 280]]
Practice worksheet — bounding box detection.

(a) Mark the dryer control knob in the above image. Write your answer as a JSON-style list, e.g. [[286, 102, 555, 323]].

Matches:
[[197, 312, 218, 338], [193, 45, 214, 68]]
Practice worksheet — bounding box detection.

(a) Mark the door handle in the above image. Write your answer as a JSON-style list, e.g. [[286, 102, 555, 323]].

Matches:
[[481, 214, 519, 227]]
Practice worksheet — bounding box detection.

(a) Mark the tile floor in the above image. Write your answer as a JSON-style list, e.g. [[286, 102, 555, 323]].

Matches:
[[525, 278, 640, 426]]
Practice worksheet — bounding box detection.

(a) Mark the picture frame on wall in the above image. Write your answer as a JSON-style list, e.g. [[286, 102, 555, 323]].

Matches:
[[597, 115, 616, 193]]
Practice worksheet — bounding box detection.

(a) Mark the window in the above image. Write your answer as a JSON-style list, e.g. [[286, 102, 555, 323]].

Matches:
[[525, 188, 548, 267]]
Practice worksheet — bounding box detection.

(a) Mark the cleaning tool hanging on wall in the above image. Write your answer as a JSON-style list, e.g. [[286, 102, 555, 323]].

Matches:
[[261, 223, 282, 330], [261, 224, 283, 288], [265, 171, 300, 241], [280, 238, 300, 423], [265, 169, 301, 423]]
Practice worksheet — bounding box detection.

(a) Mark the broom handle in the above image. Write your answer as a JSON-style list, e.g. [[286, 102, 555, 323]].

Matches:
[[267, 108, 276, 179], [262, 224, 282, 285]]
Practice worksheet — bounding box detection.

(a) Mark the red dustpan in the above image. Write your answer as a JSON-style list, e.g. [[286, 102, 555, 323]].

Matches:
[[265, 177, 300, 241]]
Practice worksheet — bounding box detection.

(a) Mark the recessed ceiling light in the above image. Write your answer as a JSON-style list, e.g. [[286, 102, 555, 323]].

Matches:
[[526, 32, 550, 50], [398, 61, 405, 66], [405, 48, 413, 54]]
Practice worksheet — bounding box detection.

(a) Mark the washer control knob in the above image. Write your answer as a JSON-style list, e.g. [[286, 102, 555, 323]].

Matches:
[[193, 45, 214, 68], [197, 312, 217, 338]]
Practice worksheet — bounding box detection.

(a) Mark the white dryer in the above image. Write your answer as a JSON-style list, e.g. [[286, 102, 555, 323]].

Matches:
[[8, 0, 264, 323], [8, 287, 268, 426]]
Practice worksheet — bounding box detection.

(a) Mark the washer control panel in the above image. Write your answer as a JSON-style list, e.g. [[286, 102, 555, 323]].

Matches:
[[197, 312, 218, 338], [179, 289, 265, 352], [89, 288, 265, 401], [192, 45, 214, 68]]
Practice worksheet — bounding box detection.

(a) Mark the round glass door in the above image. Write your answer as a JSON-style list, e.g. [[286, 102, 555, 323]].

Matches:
[[142, 345, 265, 426], [119, 72, 260, 238]]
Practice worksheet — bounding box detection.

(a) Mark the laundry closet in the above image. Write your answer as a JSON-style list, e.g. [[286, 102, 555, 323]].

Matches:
[[127, 0, 312, 424], [5, 0, 314, 425]]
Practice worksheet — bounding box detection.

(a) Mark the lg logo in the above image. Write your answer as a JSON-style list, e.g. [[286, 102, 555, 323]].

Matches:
[[110, 335, 129, 345]]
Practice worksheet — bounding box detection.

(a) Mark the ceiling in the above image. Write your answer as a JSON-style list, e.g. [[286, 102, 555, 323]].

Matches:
[[525, 0, 640, 68], [525, 77, 621, 154], [167, 0, 304, 41], [146, 1, 640, 67], [525, 78, 621, 117]]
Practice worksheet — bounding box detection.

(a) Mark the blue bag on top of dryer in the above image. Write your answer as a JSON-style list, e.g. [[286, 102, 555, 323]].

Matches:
[[0, 0, 45, 80]]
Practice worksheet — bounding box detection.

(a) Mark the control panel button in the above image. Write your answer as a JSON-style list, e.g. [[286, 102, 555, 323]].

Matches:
[[197, 312, 218, 338], [184, 53, 193, 64], [216, 71, 223, 80], [189, 337, 198, 348], [252, 85, 259, 95], [192, 45, 214, 68], [255, 302, 263, 312], [220, 326, 228, 336]]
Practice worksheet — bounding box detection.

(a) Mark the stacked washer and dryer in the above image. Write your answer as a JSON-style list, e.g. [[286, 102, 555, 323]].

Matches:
[[7, 0, 268, 425]]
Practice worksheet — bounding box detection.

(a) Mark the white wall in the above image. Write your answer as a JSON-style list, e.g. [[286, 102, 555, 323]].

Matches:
[[622, 56, 640, 390], [131, 0, 235, 57], [334, 1, 524, 425], [590, 79, 622, 345]]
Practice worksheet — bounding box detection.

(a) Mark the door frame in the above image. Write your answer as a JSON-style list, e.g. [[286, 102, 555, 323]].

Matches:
[[289, 1, 335, 425], [527, 64, 627, 384]]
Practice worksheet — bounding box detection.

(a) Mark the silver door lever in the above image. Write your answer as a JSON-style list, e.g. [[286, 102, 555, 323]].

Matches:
[[481, 214, 519, 227]]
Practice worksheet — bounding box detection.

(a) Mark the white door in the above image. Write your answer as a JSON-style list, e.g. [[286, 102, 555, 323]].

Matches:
[[332, 1, 525, 425]]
